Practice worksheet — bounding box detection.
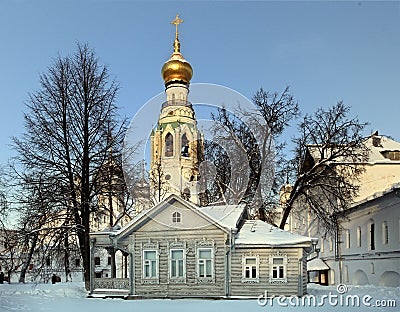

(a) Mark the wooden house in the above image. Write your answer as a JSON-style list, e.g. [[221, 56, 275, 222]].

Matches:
[[89, 195, 317, 298]]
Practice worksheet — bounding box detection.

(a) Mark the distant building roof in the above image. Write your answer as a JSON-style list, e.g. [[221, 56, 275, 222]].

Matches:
[[306, 133, 400, 165], [364, 134, 400, 163], [307, 258, 329, 271]]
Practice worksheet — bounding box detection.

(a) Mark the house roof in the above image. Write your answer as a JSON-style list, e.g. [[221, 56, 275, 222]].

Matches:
[[91, 196, 314, 250], [199, 204, 245, 230], [90, 194, 246, 238], [307, 258, 329, 271], [234, 220, 317, 247]]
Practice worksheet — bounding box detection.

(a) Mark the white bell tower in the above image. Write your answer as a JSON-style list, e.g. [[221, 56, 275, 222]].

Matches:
[[150, 15, 203, 205]]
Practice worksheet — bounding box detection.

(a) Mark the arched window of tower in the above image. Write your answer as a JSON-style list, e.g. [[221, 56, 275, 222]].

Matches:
[[165, 133, 173, 157], [181, 133, 189, 157]]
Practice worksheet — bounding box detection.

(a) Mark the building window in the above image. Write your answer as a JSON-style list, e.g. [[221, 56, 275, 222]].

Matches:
[[345, 229, 350, 249], [165, 133, 173, 157], [46, 257, 51, 266], [75, 258, 81, 267], [269, 255, 287, 284], [170, 249, 184, 278], [329, 269, 335, 285], [108, 256, 112, 265], [172, 211, 181, 223], [381, 151, 400, 160], [357, 226, 362, 247], [181, 133, 189, 157], [197, 248, 213, 278], [242, 256, 259, 282], [382, 221, 388, 245], [371, 262, 375, 274], [329, 238, 333, 251], [369, 220, 375, 250], [272, 258, 285, 279], [143, 250, 158, 278], [344, 265, 349, 283], [94, 257, 100, 265]]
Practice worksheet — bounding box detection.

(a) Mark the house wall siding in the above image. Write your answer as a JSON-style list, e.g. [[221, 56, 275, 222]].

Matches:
[[132, 225, 228, 297], [230, 247, 303, 297]]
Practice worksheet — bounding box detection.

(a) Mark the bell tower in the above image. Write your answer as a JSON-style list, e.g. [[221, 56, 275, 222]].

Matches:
[[150, 15, 202, 205]]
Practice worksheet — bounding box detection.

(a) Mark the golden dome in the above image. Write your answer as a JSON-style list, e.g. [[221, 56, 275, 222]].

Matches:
[[161, 51, 193, 84], [161, 14, 193, 85]]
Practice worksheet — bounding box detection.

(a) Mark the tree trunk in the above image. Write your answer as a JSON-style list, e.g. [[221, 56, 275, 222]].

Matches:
[[19, 233, 38, 283], [64, 234, 71, 282]]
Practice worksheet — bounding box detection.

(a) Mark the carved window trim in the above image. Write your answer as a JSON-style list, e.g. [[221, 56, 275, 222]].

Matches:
[[269, 253, 288, 284], [168, 241, 187, 284], [195, 240, 215, 284], [242, 254, 260, 283], [141, 242, 160, 284]]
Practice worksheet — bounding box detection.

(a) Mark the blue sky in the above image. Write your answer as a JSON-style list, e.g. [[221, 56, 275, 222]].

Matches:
[[0, 1, 399, 166]]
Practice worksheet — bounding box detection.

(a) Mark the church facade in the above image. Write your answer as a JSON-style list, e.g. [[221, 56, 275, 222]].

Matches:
[[89, 15, 316, 298]]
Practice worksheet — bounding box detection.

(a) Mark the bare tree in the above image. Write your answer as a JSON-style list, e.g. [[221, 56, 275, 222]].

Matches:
[[0, 167, 21, 283], [149, 160, 169, 205], [12, 43, 126, 287], [279, 102, 369, 234], [94, 145, 134, 278], [207, 88, 367, 235], [11, 171, 72, 283], [206, 87, 299, 216]]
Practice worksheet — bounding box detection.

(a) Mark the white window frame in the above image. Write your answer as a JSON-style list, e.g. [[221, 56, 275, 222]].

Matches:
[[269, 255, 287, 284], [369, 220, 375, 251], [382, 221, 388, 245], [143, 250, 158, 279], [242, 255, 260, 283], [345, 229, 350, 249], [344, 265, 349, 283], [197, 248, 214, 279], [169, 248, 185, 279]]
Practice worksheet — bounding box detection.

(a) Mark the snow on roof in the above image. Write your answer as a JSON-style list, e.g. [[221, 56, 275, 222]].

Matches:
[[235, 220, 316, 247], [199, 204, 245, 230], [307, 258, 329, 271], [365, 135, 400, 163], [91, 195, 245, 236], [307, 134, 400, 164]]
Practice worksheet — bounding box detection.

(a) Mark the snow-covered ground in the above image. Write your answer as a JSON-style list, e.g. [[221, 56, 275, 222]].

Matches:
[[0, 282, 398, 312]]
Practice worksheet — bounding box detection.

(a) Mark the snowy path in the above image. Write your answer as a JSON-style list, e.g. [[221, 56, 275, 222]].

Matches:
[[0, 282, 398, 312]]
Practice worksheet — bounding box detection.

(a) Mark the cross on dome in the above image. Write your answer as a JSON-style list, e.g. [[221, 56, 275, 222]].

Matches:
[[171, 14, 184, 39]]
